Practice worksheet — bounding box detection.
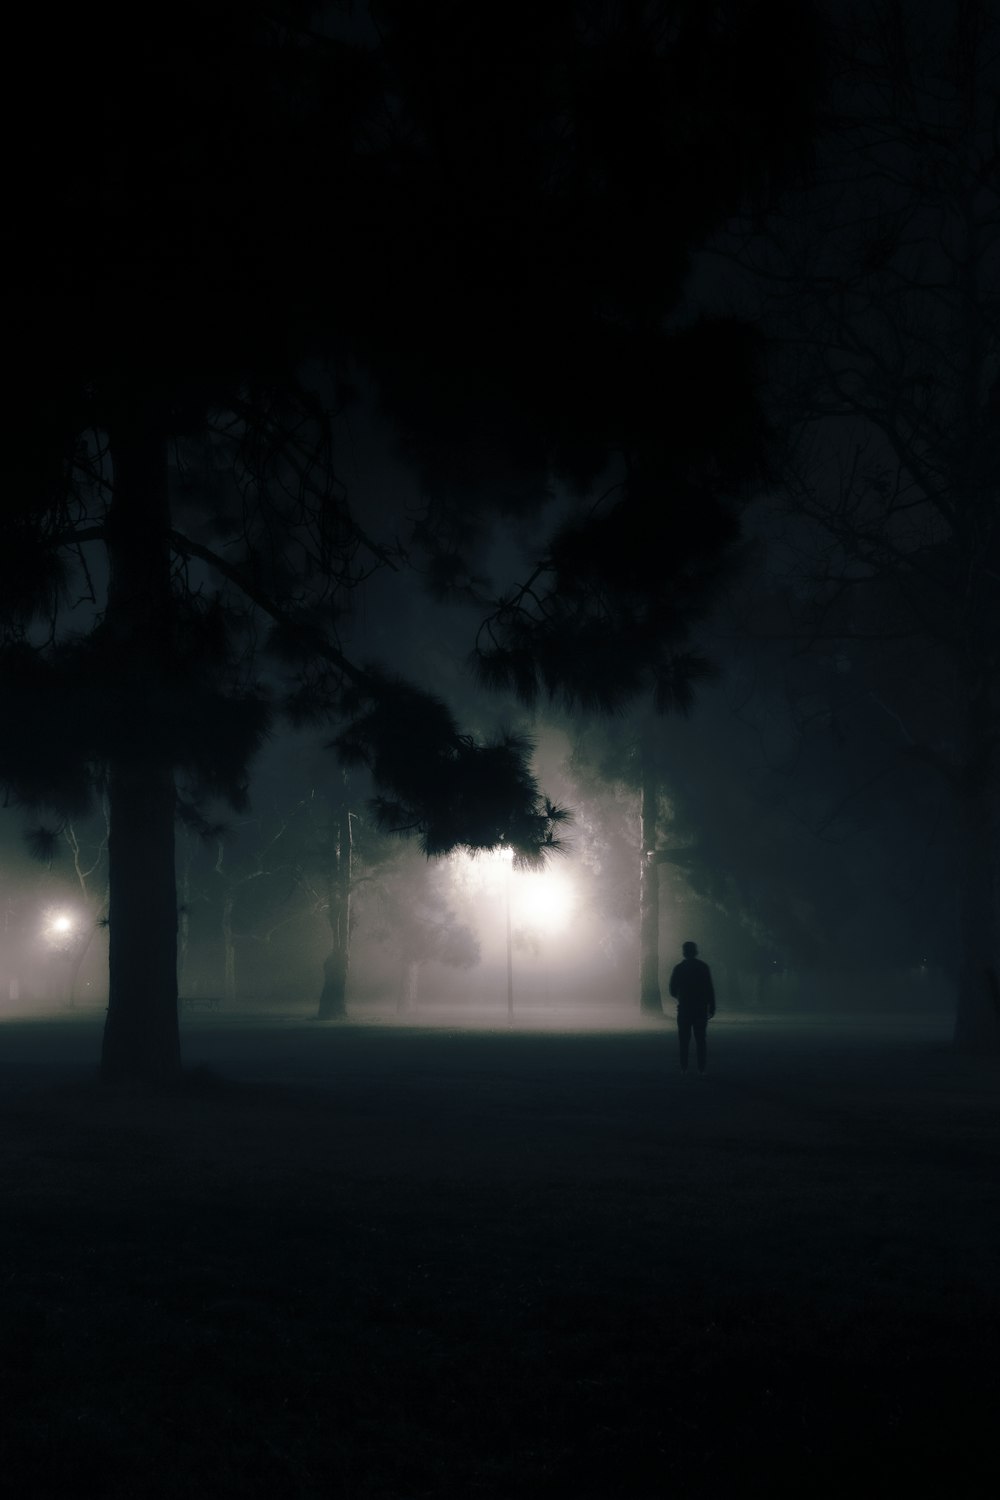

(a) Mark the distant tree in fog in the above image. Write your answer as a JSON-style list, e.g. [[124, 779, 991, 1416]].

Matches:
[[0, 6, 584, 1082], [372, 857, 480, 1015], [568, 707, 727, 1015], [434, 1, 824, 1012], [0, 2, 822, 1079], [713, 0, 1000, 1049]]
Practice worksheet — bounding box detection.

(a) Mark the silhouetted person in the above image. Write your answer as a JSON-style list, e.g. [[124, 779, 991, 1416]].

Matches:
[[669, 940, 715, 1075]]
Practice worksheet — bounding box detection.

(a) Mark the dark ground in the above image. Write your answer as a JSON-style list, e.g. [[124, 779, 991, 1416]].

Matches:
[[0, 1010, 996, 1498]]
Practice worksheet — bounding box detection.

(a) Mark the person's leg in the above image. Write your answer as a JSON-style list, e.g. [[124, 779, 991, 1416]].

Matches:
[[677, 1012, 691, 1071], [693, 1017, 708, 1073]]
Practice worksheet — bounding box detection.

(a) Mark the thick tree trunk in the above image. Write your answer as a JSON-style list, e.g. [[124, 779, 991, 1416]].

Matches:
[[318, 796, 352, 1019], [950, 241, 1000, 1051], [639, 730, 662, 1015], [102, 762, 180, 1082], [953, 777, 1000, 1053], [100, 409, 181, 1085], [177, 834, 192, 999]]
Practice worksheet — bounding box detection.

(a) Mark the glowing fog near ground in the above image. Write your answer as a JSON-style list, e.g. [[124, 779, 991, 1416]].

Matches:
[[443, 848, 626, 1011]]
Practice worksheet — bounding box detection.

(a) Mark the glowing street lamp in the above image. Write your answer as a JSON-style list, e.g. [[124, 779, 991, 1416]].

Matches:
[[43, 909, 78, 948], [501, 851, 577, 1023], [449, 846, 575, 1022], [513, 868, 575, 934], [449, 845, 516, 1021]]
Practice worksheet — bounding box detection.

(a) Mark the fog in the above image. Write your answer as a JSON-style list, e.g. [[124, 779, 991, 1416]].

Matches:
[[6, 7, 1000, 1496], [0, 417, 957, 1030], [0, 693, 955, 1028]]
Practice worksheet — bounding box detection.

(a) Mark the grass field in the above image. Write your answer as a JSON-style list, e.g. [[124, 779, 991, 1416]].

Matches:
[[0, 1010, 996, 1498]]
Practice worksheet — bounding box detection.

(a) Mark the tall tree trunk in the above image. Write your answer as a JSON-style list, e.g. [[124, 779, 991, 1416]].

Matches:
[[397, 959, 419, 1014], [67, 921, 101, 1009], [177, 831, 191, 1000], [318, 795, 352, 1019], [222, 890, 237, 1006], [950, 192, 1000, 1052], [103, 763, 180, 1082], [100, 408, 181, 1085], [639, 725, 662, 1015], [953, 684, 1000, 1051]]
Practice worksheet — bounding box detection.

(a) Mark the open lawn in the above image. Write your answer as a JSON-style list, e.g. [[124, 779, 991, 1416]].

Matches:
[[0, 1011, 996, 1498]]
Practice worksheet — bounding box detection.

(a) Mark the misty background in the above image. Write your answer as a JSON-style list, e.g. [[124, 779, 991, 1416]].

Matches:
[[0, 0, 988, 1053], [0, 400, 955, 1025]]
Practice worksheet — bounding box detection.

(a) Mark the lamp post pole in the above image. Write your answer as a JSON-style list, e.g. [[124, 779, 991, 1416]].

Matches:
[[506, 860, 514, 1026]]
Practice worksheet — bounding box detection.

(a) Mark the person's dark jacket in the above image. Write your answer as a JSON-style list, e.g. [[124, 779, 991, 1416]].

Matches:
[[669, 957, 716, 1017]]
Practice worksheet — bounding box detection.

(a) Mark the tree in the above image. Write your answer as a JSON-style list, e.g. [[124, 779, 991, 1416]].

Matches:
[[201, 782, 360, 1017], [367, 851, 480, 1014], [60, 819, 111, 1011], [208, 810, 304, 1009], [710, 0, 1000, 1048], [316, 790, 355, 1021], [0, 7, 561, 1082], [0, 3, 821, 1080], [411, 2, 823, 1012], [565, 705, 705, 1015]]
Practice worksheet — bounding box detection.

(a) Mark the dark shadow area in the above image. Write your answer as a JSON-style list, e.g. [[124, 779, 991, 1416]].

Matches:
[[0, 1016, 996, 1497]]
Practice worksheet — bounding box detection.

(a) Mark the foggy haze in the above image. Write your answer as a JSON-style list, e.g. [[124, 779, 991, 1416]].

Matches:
[[1, 6, 998, 1495]]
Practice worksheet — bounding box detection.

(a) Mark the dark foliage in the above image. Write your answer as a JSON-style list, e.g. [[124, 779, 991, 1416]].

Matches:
[[295, 4, 826, 737], [0, 601, 271, 818], [0, 3, 824, 1073], [335, 674, 571, 864], [1, 0, 823, 777], [21, 825, 61, 866]]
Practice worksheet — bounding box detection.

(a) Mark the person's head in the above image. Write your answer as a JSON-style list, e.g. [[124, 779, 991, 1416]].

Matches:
[[682, 941, 698, 959]]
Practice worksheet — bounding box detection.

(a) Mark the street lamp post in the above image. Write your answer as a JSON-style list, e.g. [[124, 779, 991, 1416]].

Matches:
[[450, 845, 574, 1025], [506, 858, 514, 1026], [42, 908, 82, 1008]]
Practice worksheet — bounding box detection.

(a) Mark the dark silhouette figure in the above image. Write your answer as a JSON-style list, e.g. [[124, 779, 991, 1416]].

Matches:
[[669, 941, 716, 1074]]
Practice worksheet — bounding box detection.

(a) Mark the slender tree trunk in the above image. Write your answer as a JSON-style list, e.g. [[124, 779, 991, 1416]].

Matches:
[[100, 408, 181, 1085], [639, 725, 662, 1015], [222, 890, 237, 1007], [318, 796, 352, 1019], [397, 959, 419, 1014], [67, 921, 100, 1009]]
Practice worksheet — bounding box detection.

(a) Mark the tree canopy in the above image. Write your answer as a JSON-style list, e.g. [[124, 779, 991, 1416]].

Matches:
[[0, 1, 824, 1077]]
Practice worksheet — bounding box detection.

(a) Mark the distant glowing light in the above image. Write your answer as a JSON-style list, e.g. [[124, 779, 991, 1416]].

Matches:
[[42, 909, 79, 947], [449, 846, 577, 944], [513, 869, 575, 932]]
